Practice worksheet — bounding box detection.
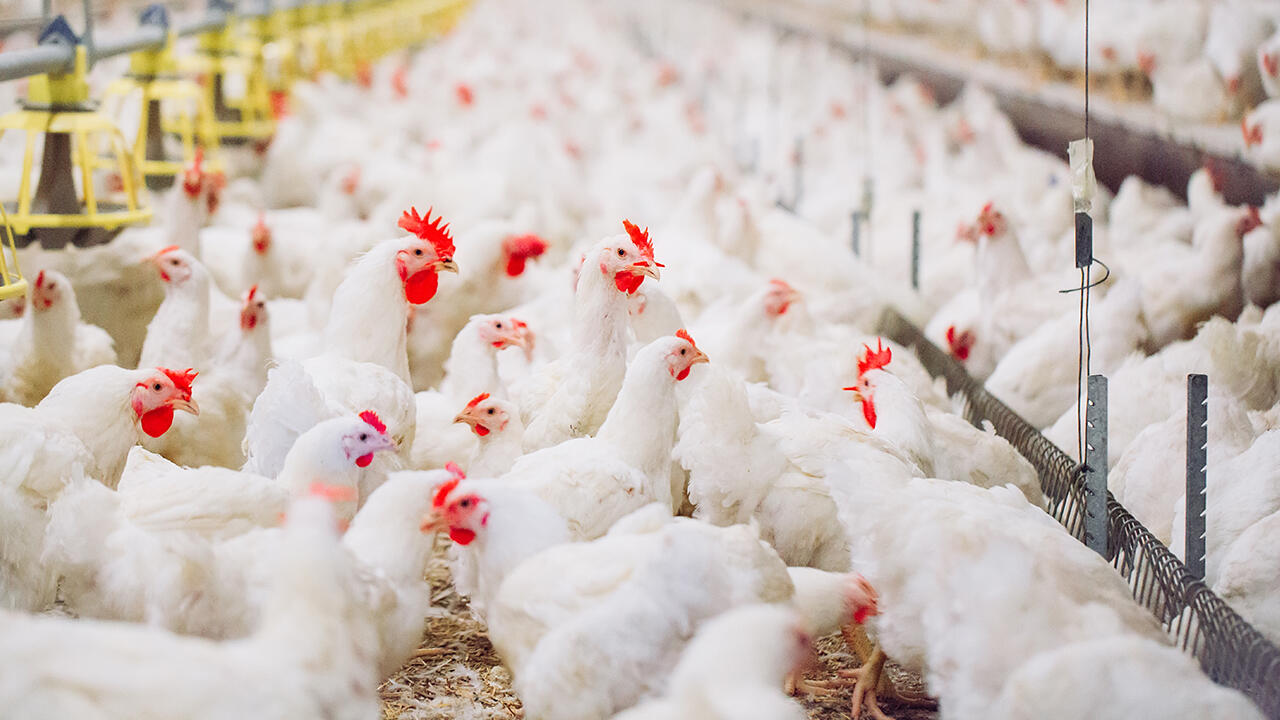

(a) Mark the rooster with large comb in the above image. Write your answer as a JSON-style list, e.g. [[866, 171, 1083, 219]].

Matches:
[[519, 220, 665, 452], [243, 204, 462, 493]]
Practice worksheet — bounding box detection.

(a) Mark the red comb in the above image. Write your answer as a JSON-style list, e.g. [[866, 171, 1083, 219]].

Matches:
[[464, 392, 490, 411], [445, 461, 466, 481], [857, 339, 892, 378], [246, 285, 258, 302], [432, 477, 461, 508], [675, 328, 699, 350], [359, 410, 387, 435], [455, 83, 474, 106], [622, 219, 661, 265], [156, 245, 181, 256], [392, 65, 409, 99], [398, 206, 455, 258], [162, 367, 198, 397], [35, 270, 44, 287], [189, 148, 204, 173], [769, 278, 794, 291], [503, 234, 549, 258], [307, 482, 357, 503]]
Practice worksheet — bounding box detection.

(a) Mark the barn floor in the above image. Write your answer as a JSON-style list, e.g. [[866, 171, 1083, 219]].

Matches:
[[380, 538, 939, 720]]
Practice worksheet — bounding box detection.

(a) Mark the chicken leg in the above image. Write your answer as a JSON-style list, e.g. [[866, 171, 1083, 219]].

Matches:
[[799, 622, 934, 720]]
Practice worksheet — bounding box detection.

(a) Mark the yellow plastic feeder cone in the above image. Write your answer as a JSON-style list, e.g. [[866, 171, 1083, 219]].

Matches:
[[181, 9, 274, 145], [0, 204, 29, 301], [0, 20, 152, 249], [99, 6, 223, 191]]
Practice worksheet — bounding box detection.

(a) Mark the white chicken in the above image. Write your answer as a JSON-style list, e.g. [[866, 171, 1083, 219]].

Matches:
[[0, 269, 116, 406]]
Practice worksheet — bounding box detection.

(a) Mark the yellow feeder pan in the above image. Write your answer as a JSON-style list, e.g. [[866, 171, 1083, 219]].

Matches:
[[0, 204, 29, 301], [0, 29, 151, 249], [245, 8, 299, 103], [99, 7, 223, 191], [295, 3, 329, 79], [182, 11, 274, 145]]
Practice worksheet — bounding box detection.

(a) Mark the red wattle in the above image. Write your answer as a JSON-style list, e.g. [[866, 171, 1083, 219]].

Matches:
[[506, 255, 528, 277], [450, 528, 477, 545], [356, 453, 373, 468], [140, 407, 176, 438], [676, 366, 691, 381], [614, 271, 644, 295], [854, 606, 873, 624], [862, 400, 877, 429], [403, 270, 440, 304], [473, 424, 490, 437]]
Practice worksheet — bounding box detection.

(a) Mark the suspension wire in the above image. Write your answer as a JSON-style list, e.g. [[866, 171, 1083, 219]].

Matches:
[[1077, 0, 1092, 463]]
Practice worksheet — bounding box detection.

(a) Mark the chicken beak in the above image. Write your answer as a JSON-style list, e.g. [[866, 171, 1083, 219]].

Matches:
[[436, 258, 460, 274], [420, 509, 447, 534], [690, 348, 710, 366], [631, 261, 661, 280], [170, 397, 200, 416], [452, 411, 475, 427], [842, 386, 864, 403]]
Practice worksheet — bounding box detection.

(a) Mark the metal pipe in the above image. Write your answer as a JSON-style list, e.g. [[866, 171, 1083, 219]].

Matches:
[[0, 8, 233, 84], [89, 24, 166, 62], [0, 44, 75, 82]]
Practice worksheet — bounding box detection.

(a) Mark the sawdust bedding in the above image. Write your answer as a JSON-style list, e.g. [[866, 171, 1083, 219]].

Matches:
[[380, 537, 938, 720]]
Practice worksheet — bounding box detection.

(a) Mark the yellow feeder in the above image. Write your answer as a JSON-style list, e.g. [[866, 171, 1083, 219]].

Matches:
[[181, 4, 274, 144], [0, 18, 151, 249], [0, 203, 29, 301], [244, 5, 299, 115], [99, 6, 222, 191], [295, 2, 329, 79]]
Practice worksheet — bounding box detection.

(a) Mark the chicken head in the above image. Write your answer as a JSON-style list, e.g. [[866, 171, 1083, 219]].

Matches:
[[602, 219, 663, 295], [240, 285, 267, 331], [420, 476, 488, 545], [764, 278, 801, 317], [454, 393, 514, 437], [397, 206, 460, 304], [502, 234, 550, 277], [149, 246, 196, 285], [346, 410, 397, 468], [475, 315, 535, 359], [251, 214, 272, 255], [667, 329, 710, 381], [843, 339, 893, 429], [30, 269, 65, 311], [131, 367, 200, 438]]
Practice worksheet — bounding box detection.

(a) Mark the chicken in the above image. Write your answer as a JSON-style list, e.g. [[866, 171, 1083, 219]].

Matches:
[[453, 393, 525, 477], [143, 285, 275, 468], [243, 207, 459, 487], [1203, 1, 1273, 116], [1243, 99, 1280, 170], [1213, 508, 1280, 646], [0, 496, 381, 720], [1135, 206, 1260, 350], [992, 636, 1265, 720], [0, 364, 197, 610], [676, 364, 850, 571], [409, 313, 533, 469], [167, 148, 225, 258], [0, 270, 116, 406], [422, 489, 802, 720], [1260, 29, 1280, 99], [504, 332, 708, 540], [611, 605, 813, 720], [45, 411, 398, 631], [138, 246, 235, 373], [518, 222, 663, 451]]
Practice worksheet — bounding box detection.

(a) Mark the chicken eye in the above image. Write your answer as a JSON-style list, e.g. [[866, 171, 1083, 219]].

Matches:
[[460, 499, 472, 508], [617, 248, 626, 257], [359, 433, 368, 441], [680, 348, 687, 355], [486, 408, 495, 415], [414, 249, 424, 256], [495, 322, 503, 329], [153, 383, 162, 391]]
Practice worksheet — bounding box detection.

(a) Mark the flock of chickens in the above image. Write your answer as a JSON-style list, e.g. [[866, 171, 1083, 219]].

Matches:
[[0, 0, 1276, 718], [792, 0, 1280, 169]]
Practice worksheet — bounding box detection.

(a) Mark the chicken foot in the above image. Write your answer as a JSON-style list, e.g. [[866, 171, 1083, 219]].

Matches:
[[797, 623, 934, 720]]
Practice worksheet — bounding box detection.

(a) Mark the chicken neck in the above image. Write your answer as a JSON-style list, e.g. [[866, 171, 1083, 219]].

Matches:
[[322, 240, 413, 382]]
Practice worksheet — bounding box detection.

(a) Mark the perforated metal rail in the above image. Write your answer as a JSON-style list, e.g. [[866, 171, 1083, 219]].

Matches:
[[877, 308, 1280, 718]]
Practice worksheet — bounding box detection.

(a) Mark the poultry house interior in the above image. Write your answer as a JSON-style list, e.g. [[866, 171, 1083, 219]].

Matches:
[[0, 0, 1279, 719]]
